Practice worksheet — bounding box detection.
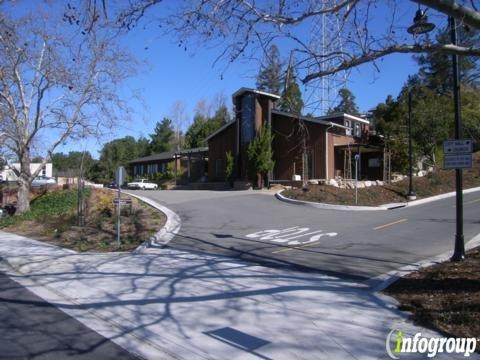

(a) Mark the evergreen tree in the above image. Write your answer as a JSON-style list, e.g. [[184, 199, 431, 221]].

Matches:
[[278, 66, 304, 115], [136, 136, 151, 157], [416, 25, 480, 93], [51, 151, 96, 178], [327, 88, 360, 115], [149, 118, 175, 154], [256, 44, 283, 94], [96, 136, 145, 182], [185, 113, 209, 149], [185, 104, 230, 148], [247, 125, 274, 188]]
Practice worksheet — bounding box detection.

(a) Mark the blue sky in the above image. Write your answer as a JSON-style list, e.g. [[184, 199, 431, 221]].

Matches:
[[59, 1, 432, 157]]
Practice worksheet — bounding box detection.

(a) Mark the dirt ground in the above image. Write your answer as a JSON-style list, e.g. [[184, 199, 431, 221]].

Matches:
[[384, 247, 480, 340], [2, 188, 166, 252], [283, 152, 480, 207]]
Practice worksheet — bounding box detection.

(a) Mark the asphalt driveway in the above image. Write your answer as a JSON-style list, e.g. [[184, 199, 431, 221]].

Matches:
[[134, 189, 480, 281]]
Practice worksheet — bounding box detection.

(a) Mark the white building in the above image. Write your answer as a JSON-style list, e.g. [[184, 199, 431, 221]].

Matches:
[[0, 163, 53, 182]]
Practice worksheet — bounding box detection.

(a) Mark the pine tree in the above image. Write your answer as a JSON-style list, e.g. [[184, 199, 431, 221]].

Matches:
[[278, 65, 304, 115], [416, 25, 480, 93], [328, 88, 360, 115], [185, 103, 230, 148], [256, 44, 283, 95], [149, 118, 175, 153], [247, 125, 274, 188]]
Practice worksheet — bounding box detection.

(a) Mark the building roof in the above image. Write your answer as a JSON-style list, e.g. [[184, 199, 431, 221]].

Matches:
[[316, 112, 370, 124], [175, 147, 209, 155], [128, 151, 177, 164], [129, 147, 209, 164], [232, 87, 281, 101], [271, 109, 351, 130], [206, 120, 236, 142]]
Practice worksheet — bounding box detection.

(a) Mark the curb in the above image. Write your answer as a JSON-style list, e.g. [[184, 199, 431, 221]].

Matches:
[[275, 190, 391, 211], [122, 191, 181, 249], [404, 186, 480, 207], [275, 186, 480, 211], [368, 233, 480, 292]]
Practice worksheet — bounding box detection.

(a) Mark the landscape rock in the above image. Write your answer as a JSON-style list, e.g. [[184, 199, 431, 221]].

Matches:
[[308, 180, 319, 185], [364, 181, 372, 187], [376, 180, 384, 186], [329, 179, 339, 187]]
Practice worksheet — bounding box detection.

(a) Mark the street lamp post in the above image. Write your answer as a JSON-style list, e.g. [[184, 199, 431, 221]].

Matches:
[[407, 90, 416, 201], [408, 8, 465, 261], [449, 16, 465, 262]]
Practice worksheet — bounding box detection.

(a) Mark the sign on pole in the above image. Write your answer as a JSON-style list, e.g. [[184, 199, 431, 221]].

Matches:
[[115, 166, 126, 187], [115, 166, 126, 247], [443, 139, 473, 154], [443, 139, 473, 170]]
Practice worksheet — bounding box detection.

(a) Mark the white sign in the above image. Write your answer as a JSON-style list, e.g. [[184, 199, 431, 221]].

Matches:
[[443, 139, 473, 154], [115, 166, 126, 185], [443, 154, 472, 169], [246, 227, 338, 246]]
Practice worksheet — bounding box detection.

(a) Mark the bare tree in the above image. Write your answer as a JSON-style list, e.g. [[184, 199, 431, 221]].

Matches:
[[113, 0, 479, 86], [169, 100, 188, 150], [0, 3, 135, 213]]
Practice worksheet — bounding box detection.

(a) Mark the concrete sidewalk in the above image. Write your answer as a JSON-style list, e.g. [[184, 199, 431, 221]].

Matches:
[[0, 231, 476, 359]]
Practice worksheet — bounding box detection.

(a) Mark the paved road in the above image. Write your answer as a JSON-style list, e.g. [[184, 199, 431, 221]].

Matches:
[[0, 270, 138, 360], [136, 189, 480, 281]]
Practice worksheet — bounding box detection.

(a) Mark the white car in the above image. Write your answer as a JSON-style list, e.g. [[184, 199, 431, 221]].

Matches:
[[31, 176, 56, 187], [127, 179, 158, 190]]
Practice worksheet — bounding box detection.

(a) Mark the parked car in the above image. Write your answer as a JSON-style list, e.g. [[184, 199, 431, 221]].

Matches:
[[104, 182, 118, 189], [126, 179, 158, 190], [31, 176, 56, 187]]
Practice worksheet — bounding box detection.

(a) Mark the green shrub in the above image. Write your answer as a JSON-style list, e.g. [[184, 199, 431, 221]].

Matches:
[[0, 188, 86, 228]]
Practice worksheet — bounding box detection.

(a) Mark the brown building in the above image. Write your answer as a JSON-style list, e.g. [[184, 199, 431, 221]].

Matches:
[[129, 147, 208, 183], [207, 88, 384, 184]]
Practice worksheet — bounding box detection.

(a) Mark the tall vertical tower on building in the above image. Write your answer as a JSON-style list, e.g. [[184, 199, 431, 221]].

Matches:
[[304, 1, 348, 116]]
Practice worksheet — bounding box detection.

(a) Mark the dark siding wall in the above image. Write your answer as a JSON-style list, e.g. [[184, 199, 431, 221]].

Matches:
[[207, 123, 236, 181], [271, 114, 327, 180]]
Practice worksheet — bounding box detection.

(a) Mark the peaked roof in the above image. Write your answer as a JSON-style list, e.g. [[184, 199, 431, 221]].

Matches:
[[316, 112, 369, 124], [206, 120, 236, 142], [128, 151, 176, 164], [232, 87, 281, 100], [271, 109, 351, 129]]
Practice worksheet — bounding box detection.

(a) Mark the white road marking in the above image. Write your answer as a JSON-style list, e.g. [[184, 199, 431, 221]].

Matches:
[[246, 227, 338, 250]]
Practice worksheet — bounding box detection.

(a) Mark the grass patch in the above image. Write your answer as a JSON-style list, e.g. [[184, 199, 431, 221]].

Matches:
[[0, 189, 84, 227]]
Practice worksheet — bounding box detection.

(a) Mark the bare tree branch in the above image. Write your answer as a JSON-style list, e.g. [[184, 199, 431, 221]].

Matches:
[[0, 3, 136, 213]]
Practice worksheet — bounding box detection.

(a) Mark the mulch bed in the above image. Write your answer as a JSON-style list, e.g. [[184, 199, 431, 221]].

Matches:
[[283, 152, 480, 207], [384, 247, 480, 340]]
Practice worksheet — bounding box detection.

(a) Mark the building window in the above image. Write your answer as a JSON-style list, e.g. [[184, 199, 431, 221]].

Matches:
[[160, 163, 166, 172], [345, 120, 352, 136], [215, 159, 224, 178], [354, 123, 361, 138], [241, 94, 255, 144]]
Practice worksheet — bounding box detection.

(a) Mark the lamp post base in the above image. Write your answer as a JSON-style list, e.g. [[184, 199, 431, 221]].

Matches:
[[407, 192, 417, 201], [451, 234, 465, 262]]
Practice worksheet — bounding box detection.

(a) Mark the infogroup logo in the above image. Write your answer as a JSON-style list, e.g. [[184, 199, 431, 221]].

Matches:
[[386, 329, 478, 358]]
